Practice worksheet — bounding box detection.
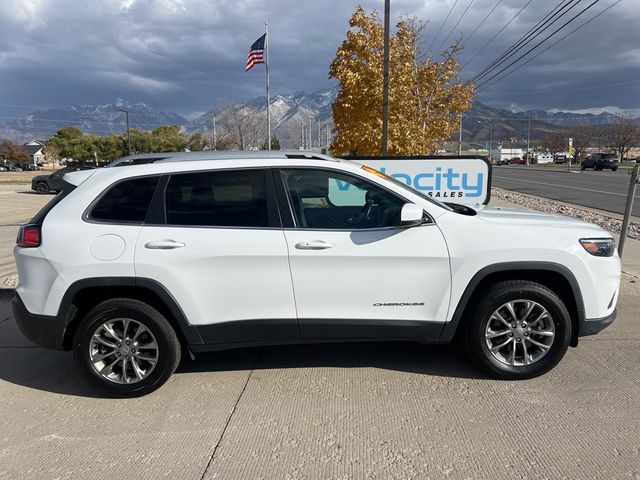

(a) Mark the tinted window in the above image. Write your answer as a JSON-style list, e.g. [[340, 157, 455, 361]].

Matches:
[[281, 169, 406, 229], [166, 169, 268, 227], [91, 176, 160, 223]]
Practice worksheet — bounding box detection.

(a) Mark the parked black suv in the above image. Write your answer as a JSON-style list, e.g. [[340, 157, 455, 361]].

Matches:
[[31, 166, 95, 194], [581, 153, 619, 171]]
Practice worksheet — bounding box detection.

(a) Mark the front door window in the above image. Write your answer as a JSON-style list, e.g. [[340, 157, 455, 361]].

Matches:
[[281, 169, 407, 229]]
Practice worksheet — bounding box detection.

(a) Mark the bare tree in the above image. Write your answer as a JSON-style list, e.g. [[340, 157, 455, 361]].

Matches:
[[218, 102, 265, 150], [540, 131, 567, 156], [42, 143, 60, 167], [566, 124, 599, 163], [1, 139, 29, 165], [608, 116, 639, 161]]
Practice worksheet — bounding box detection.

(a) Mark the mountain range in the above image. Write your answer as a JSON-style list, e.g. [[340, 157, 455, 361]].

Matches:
[[0, 88, 633, 148]]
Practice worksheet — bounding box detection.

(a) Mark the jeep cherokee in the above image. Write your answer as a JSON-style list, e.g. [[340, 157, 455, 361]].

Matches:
[[13, 151, 621, 396]]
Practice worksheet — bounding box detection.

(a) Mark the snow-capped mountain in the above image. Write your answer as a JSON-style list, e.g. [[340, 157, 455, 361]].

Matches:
[[4, 99, 189, 139], [1, 88, 635, 148], [189, 86, 338, 147]]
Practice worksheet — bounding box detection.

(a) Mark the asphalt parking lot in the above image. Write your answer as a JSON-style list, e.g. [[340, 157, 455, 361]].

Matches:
[[1, 180, 639, 479]]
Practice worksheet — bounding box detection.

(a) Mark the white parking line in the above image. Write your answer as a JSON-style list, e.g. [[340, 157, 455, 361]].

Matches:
[[493, 175, 628, 197]]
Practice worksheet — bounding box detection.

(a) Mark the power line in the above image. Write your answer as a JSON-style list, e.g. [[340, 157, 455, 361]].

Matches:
[[471, 0, 580, 82], [475, 0, 604, 90], [460, 0, 503, 49], [477, 0, 624, 92], [463, 113, 621, 120], [435, 0, 476, 54], [426, 0, 459, 53], [490, 76, 640, 96], [462, 0, 535, 69]]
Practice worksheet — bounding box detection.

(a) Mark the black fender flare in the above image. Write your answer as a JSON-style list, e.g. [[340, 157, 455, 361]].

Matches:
[[439, 262, 585, 340], [58, 277, 203, 347]]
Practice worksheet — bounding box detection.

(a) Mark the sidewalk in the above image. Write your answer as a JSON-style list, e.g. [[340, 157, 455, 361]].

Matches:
[[490, 196, 640, 277]]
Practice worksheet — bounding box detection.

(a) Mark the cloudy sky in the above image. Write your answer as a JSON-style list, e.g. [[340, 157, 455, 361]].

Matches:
[[0, 0, 638, 119]]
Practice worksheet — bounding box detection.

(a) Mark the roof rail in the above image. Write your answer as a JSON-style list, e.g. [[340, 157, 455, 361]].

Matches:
[[107, 150, 337, 167]]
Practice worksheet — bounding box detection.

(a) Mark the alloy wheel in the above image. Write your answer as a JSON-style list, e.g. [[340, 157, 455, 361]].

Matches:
[[484, 300, 555, 367], [89, 318, 159, 384]]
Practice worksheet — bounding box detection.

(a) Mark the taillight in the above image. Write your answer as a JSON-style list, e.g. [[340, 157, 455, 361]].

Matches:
[[17, 225, 41, 248]]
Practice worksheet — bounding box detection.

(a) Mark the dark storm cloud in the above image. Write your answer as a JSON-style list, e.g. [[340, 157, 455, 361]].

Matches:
[[0, 0, 638, 118]]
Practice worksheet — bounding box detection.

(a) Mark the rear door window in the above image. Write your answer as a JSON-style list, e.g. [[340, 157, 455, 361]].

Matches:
[[165, 169, 271, 227]]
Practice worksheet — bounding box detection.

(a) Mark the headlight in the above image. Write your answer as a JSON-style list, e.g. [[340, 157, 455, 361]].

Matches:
[[580, 238, 615, 257]]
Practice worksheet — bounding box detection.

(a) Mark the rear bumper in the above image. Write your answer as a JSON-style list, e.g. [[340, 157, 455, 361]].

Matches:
[[578, 309, 616, 337], [12, 292, 66, 350]]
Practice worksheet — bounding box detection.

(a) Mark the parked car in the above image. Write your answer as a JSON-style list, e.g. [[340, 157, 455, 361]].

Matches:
[[31, 165, 95, 194], [2, 164, 23, 171], [509, 157, 526, 165], [19, 163, 40, 171], [581, 153, 619, 171], [13, 151, 621, 396]]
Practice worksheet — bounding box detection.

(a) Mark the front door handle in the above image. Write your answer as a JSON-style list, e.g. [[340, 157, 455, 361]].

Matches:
[[144, 240, 185, 250], [295, 240, 334, 250]]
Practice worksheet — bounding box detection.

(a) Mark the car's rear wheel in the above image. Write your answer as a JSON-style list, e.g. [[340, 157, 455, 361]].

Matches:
[[464, 280, 571, 380], [35, 182, 50, 194], [73, 298, 181, 397], [612, 167, 618, 172]]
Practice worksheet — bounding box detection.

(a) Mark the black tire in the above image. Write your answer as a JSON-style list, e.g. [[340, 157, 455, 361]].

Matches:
[[463, 280, 571, 380], [35, 181, 50, 194], [612, 167, 618, 172], [73, 298, 181, 397], [580, 163, 586, 171]]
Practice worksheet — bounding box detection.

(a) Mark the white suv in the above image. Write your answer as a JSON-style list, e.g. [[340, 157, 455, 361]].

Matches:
[[13, 151, 621, 396]]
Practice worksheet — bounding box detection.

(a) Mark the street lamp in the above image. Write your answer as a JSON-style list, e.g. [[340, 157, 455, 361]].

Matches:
[[119, 108, 132, 156], [477, 119, 493, 161]]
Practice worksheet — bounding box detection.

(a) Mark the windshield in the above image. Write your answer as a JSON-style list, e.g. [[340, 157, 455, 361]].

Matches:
[[360, 165, 453, 211]]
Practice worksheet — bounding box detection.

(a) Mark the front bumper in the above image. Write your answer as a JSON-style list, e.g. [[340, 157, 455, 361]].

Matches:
[[12, 292, 66, 350], [578, 309, 616, 337]]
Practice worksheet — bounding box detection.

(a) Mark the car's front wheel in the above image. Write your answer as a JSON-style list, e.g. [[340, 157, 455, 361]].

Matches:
[[464, 280, 571, 380], [73, 298, 181, 397]]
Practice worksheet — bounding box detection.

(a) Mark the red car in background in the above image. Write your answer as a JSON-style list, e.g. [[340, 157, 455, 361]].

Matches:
[[508, 157, 527, 165]]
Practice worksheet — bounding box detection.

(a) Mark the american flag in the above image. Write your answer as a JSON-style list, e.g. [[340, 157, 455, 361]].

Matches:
[[245, 34, 266, 71]]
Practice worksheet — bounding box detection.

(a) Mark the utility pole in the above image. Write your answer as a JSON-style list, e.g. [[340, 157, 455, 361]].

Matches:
[[381, 0, 390, 156], [210, 114, 217, 150], [458, 116, 463, 156], [119, 108, 132, 156], [301, 124, 304, 149], [526, 113, 531, 164], [489, 120, 493, 163]]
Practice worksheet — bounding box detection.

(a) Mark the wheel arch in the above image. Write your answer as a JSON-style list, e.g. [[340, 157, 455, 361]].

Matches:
[[59, 277, 202, 350], [441, 262, 584, 346]]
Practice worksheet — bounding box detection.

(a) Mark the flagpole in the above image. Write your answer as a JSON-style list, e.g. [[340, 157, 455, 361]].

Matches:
[[265, 21, 271, 150]]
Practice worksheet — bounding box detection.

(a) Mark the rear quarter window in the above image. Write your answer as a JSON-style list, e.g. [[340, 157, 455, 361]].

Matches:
[[89, 176, 160, 223]]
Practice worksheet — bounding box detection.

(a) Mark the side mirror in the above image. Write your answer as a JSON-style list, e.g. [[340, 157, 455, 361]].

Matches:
[[400, 203, 424, 227]]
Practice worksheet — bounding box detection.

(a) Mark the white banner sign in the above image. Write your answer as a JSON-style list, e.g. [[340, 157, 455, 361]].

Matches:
[[350, 157, 492, 205]]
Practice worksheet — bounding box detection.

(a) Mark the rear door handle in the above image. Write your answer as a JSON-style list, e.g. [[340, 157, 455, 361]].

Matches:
[[144, 240, 185, 250], [295, 240, 334, 250]]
